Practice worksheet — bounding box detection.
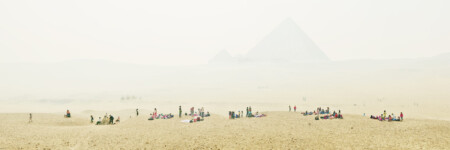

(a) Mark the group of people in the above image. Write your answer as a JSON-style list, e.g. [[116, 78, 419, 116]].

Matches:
[[185, 106, 210, 123], [370, 110, 403, 122], [228, 111, 244, 119], [229, 107, 265, 119], [299, 107, 343, 120], [302, 107, 332, 116], [148, 108, 174, 120], [288, 105, 297, 112], [318, 111, 343, 120], [94, 113, 119, 125], [184, 107, 210, 118], [148, 113, 174, 120], [145, 106, 210, 123], [246, 106, 254, 117]]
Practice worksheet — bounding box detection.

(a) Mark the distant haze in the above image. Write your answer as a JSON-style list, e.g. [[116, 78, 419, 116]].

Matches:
[[1, 1, 450, 120], [1, 0, 450, 65]]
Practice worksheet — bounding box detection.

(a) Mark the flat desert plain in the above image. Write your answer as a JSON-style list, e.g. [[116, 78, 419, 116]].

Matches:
[[1, 111, 449, 149]]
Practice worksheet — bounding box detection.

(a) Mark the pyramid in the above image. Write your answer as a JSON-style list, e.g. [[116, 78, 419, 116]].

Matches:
[[246, 18, 329, 62], [208, 50, 236, 64]]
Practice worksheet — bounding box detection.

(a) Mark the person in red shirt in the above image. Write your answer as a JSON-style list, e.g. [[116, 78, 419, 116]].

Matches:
[[294, 106, 297, 112], [400, 112, 403, 121]]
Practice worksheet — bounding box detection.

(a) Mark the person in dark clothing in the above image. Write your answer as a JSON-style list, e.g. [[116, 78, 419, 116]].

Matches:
[[90, 115, 94, 123], [246, 107, 249, 117], [179, 106, 182, 118], [136, 108, 139, 116], [109, 115, 114, 124]]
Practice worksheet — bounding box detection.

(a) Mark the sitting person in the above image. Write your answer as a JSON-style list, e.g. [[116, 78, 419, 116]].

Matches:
[[65, 109, 71, 118], [116, 116, 120, 123], [96, 117, 102, 125]]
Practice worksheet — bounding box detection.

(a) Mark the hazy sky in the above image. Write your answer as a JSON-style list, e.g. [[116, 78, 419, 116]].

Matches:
[[1, 0, 449, 65]]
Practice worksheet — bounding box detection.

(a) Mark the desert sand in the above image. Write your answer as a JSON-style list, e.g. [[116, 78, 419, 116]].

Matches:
[[1, 111, 449, 149]]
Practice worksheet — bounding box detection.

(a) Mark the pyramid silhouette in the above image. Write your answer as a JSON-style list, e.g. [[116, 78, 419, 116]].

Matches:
[[209, 50, 236, 64], [246, 18, 329, 62]]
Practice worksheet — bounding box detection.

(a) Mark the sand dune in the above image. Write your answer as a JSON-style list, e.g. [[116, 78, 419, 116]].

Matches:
[[1, 111, 449, 149]]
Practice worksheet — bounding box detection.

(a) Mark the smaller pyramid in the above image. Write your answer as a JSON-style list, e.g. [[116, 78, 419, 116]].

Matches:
[[208, 50, 236, 64]]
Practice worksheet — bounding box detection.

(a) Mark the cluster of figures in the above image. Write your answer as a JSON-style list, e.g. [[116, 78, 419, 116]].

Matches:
[[370, 110, 403, 122], [229, 111, 244, 119], [300, 107, 343, 120], [93, 113, 119, 125], [229, 107, 266, 119], [147, 108, 175, 120], [288, 105, 297, 112], [186, 107, 209, 118], [148, 113, 174, 120], [181, 106, 210, 123], [301, 107, 332, 116], [318, 111, 343, 120]]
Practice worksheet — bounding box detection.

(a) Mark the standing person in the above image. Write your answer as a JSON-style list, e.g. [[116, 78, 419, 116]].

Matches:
[[109, 115, 114, 124], [400, 112, 403, 121], [294, 105, 297, 112], [179, 106, 182, 118], [384, 110, 387, 119], [29, 113, 32, 123], [153, 108, 157, 118], [201, 107, 205, 118], [136, 108, 139, 116], [289, 105, 291, 112], [246, 107, 249, 117], [90, 115, 94, 123], [249, 106, 252, 117]]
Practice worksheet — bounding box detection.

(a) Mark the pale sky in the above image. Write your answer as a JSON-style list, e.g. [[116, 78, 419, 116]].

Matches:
[[1, 0, 449, 65]]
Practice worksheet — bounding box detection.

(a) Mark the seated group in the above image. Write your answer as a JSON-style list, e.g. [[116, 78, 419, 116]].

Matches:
[[370, 115, 401, 121], [302, 108, 331, 116], [229, 110, 266, 119], [148, 113, 174, 120], [96, 114, 117, 125], [318, 112, 343, 120]]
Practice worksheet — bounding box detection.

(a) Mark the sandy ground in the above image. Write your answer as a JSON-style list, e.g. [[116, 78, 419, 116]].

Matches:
[[1, 111, 449, 150]]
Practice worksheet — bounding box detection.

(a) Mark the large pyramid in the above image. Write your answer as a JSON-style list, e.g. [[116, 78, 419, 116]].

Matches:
[[246, 18, 329, 62]]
